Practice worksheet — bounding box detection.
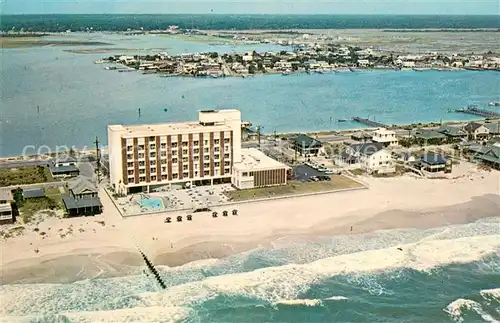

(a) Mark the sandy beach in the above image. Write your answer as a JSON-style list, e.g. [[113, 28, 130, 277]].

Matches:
[[1, 163, 499, 285]]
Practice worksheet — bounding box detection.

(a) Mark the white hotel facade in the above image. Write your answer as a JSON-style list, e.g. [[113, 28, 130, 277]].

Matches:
[[108, 109, 290, 195]]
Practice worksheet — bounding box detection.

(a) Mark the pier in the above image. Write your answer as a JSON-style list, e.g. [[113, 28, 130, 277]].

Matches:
[[455, 107, 500, 118], [351, 117, 388, 128]]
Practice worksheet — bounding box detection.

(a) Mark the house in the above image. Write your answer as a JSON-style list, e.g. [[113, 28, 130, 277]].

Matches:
[[292, 134, 322, 156], [22, 188, 45, 199], [411, 128, 447, 145], [50, 155, 79, 178], [419, 152, 451, 173], [337, 142, 394, 173], [351, 132, 373, 142], [436, 125, 467, 142], [372, 128, 398, 146], [483, 122, 500, 136], [357, 59, 370, 67], [464, 122, 490, 140], [475, 143, 500, 170], [0, 189, 14, 225], [62, 177, 102, 216]]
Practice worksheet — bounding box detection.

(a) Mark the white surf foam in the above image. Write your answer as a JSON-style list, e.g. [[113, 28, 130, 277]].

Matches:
[[274, 299, 323, 307], [137, 235, 500, 306], [61, 306, 192, 323], [481, 288, 500, 303], [444, 298, 499, 323], [324, 296, 348, 301]]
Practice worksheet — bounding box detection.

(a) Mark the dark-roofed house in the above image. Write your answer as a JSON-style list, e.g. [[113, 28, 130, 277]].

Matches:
[[436, 125, 467, 142], [50, 155, 79, 178], [411, 128, 447, 145], [483, 122, 500, 136], [464, 122, 490, 140], [476, 144, 500, 170], [292, 134, 322, 156], [22, 188, 46, 199], [420, 152, 451, 173], [0, 189, 14, 225], [62, 177, 102, 216], [337, 142, 394, 173]]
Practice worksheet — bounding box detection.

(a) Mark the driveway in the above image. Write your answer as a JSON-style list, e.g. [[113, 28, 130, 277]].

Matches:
[[293, 164, 326, 181]]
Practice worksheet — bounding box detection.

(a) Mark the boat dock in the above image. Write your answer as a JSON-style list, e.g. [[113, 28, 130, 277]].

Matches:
[[351, 117, 388, 128], [455, 107, 500, 118]]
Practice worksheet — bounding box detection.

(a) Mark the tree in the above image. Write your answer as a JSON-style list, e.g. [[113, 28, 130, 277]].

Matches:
[[248, 65, 256, 74], [12, 188, 24, 207], [209, 52, 218, 59]]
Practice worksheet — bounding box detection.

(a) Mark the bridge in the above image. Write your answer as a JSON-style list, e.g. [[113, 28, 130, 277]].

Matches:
[[351, 117, 388, 128], [455, 107, 500, 118]]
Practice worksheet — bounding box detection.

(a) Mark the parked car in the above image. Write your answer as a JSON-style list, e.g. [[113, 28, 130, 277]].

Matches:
[[309, 176, 319, 182], [318, 175, 330, 181], [325, 169, 341, 175]]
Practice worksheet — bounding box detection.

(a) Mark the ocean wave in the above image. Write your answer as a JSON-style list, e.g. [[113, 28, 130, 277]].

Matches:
[[481, 288, 500, 303], [444, 298, 499, 323], [137, 235, 500, 307], [273, 295, 347, 307]]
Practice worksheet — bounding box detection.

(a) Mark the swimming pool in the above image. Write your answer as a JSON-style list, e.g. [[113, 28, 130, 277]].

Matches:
[[137, 198, 164, 210]]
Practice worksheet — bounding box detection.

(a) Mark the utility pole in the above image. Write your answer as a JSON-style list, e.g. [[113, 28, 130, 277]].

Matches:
[[94, 136, 101, 183], [257, 125, 261, 148], [274, 130, 277, 147]]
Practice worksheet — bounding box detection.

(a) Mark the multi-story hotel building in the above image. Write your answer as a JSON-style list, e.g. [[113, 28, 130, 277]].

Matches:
[[108, 109, 242, 195]]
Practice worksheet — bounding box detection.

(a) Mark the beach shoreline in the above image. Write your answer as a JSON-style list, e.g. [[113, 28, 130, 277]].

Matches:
[[1, 164, 498, 285]]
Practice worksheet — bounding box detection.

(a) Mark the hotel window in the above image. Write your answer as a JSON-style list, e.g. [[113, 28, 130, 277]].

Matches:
[[249, 172, 254, 176], [204, 140, 209, 145], [204, 155, 210, 161], [204, 162, 210, 168], [138, 153, 145, 159], [161, 159, 167, 165], [204, 147, 209, 153], [194, 163, 198, 169], [150, 144, 156, 150], [150, 152, 156, 158], [183, 165, 188, 171], [151, 168, 156, 173], [194, 156, 199, 161], [183, 172, 189, 178], [195, 171, 199, 177], [162, 167, 167, 172], [224, 138, 230, 143], [172, 142, 178, 148], [172, 149, 177, 155], [172, 158, 178, 164], [173, 173, 178, 179], [127, 162, 134, 167], [224, 161, 230, 166], [128, 170, 134, 175], [193, 140, 199, 146], [204, 170, 210, 176], [214, 147, 220, 153], [214, 154, 220, 160], [224, 153, 230, 159], [182, 149, 188, 155], [139, 169, 145, 174], [225, 146, 230, 151], [127, 154, 133, 159], [149, 136, 155, 141], [138, 145, 145, 151], [139, 161, 145, 167], [225, 168, 231, 174], [139, 176, 146, 182], [214, 162, 220, 167], [194, 148, 199, 154], [151, 175, 157, 181], [128, 177, 134, 183], [182, 157, 188, 162], [214, 139, 220, 145], [181, 141, 187, 147], [243, 172, 248, 176], [127, 145, 133, 152], [161, 175, 167, 180], [161, 143, 166, 149], [161, 151, 167, 157]]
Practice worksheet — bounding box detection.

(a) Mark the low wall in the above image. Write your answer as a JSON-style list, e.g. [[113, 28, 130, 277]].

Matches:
[[1, 181, 67, 191], [115, 179, 369, 219]]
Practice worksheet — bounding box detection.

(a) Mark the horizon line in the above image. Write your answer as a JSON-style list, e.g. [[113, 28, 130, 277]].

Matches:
[[2, 13, 500, 16]]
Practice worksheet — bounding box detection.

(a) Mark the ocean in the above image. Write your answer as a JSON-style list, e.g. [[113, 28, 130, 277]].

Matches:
[[1, 32, 499, 157], [1, 218, 499, 322], [1, 14, 500, 32]]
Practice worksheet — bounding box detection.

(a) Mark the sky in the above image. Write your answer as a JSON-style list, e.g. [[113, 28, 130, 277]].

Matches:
[[1, 0, 499, 15]]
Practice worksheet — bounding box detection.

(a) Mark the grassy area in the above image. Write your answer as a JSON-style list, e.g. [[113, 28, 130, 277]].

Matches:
[[226, 176, 363, 202], [0, 166, 52, 186], [45, 186, 64, 206], [350, 168, 365, 176], [20, 198, 58, 223]]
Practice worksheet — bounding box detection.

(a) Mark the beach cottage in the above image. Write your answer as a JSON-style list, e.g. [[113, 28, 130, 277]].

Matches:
[[0, 189, 14, 225], [464, 122, 490, 141]]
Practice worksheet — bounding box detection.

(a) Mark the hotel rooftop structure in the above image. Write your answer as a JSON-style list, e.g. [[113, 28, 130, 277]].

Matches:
[[108, 109, 289, 195]]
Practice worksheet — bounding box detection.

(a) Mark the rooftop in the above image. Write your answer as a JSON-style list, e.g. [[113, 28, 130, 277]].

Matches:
[[349, 142, 385, 156], [62, 196, 102, 210], [109, 109, 241, 138], [68, 176, 98, 195], [421, 152, 448, 165], [233, 148, 290, 171], [0, 189, 13, 202], [23, 188, 45, 199]]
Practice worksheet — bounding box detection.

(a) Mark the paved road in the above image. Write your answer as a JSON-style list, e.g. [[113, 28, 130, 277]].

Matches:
[[293, 164, 326, 181], [78, 162, 95, 180]]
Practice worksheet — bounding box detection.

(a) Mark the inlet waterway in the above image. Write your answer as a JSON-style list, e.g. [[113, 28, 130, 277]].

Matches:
[[1, 33, 499, 157]]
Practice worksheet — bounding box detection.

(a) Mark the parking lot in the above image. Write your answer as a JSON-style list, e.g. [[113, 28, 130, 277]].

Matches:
[[293, 164, 327, 181]]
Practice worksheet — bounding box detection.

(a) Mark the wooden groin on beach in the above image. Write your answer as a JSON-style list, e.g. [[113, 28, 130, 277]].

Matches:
[[351, 117, 388, 128], [455, 107, 500, 118]]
